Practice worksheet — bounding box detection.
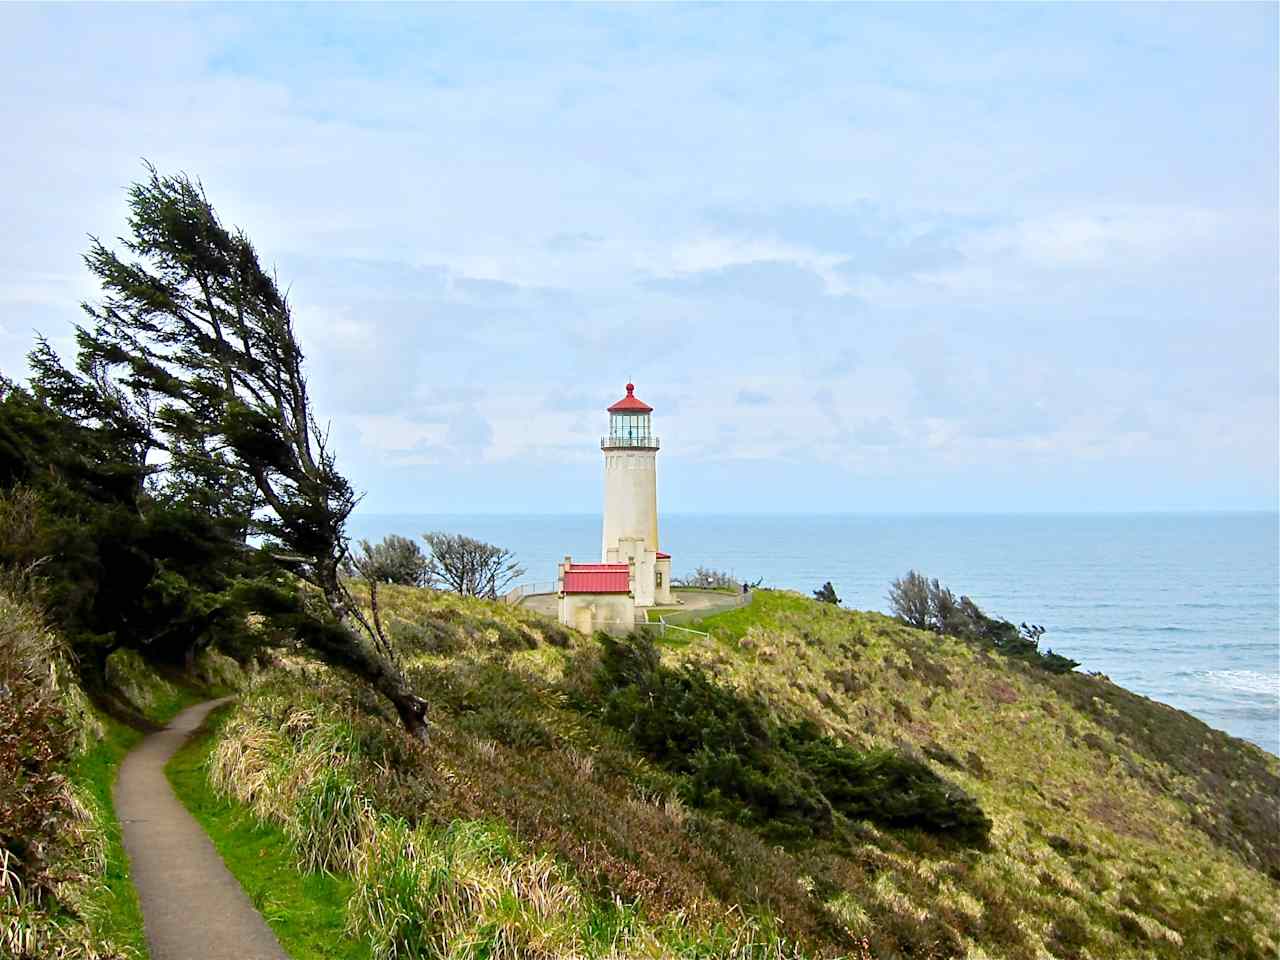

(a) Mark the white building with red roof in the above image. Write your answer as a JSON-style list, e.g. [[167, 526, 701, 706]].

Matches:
[[557, 383, 673, 632]]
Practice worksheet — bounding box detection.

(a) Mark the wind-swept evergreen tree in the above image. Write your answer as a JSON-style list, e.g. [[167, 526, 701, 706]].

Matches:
[[73, 165, 429, 739]]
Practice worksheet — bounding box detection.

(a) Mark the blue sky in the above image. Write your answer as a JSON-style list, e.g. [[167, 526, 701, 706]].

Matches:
[[1, 3, 1276, 513]]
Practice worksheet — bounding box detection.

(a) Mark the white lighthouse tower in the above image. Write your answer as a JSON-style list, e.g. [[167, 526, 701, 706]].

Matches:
[[600, 383, 672, 606], [555, 382, 672, 631]]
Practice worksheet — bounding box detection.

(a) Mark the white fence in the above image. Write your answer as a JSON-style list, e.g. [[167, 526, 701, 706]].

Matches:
[[638, 613, 711, 641]]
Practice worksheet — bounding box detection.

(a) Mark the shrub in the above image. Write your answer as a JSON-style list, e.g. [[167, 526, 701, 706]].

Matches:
[[423, 532, 525, 599], [290, 767, 374, 874], [675, 567, 740, 591], [594, 633, 990, 846], [349, 535, 430, 587], [812, 582, 840, 605], [347, 817, 582, 960], [103, 648, 177, 714], [888, 570, 1079, 674], [886, 571, 931, 629], [0, 585, 113, 959], [206, 681, 379, 875]]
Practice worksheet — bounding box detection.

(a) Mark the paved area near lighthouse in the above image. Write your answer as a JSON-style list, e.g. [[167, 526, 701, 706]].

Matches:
[[114, 698, 289, 960], [520, 587, 747, 620]]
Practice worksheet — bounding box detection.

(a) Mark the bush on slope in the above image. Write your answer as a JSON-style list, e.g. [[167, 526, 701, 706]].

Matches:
[[592, 632, 991, 845]]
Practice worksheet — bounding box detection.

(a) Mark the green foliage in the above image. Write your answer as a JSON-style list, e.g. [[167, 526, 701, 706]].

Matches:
[[0, 589, 89, 922], [345, 817, 585, 960], [594, 632, 991, 845], [1049, 668, 1280, 880], [5, 162, 429, 739], [888, 569, 1080, 673], [197, 672, 819, 959], [812, 582, 839, 605], [348, 534, 429, 587], [422, 531, 525, 599], [291, 768, 374, 875], [0, 382, 271, 676], [103, 649, 178, 714]]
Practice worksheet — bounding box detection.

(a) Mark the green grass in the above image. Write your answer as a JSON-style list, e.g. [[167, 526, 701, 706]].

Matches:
[[166, 704, 372, 960], [68, 713, 149, 957], [682, 588, 795, 640], [63, 684, 209, 958]]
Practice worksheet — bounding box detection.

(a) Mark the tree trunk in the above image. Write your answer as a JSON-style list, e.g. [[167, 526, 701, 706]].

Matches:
[[309, 564, 430, 741], [304, 617, 430, 741]]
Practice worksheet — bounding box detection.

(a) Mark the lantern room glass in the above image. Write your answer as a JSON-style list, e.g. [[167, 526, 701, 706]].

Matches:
[[609, 412, 651, 442]]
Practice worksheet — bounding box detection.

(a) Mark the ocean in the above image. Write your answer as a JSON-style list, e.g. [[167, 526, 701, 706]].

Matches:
[[349, 512, 1280, 755]]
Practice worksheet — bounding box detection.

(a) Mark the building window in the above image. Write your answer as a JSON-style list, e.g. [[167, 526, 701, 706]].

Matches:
[[656, 572, 663, 587]]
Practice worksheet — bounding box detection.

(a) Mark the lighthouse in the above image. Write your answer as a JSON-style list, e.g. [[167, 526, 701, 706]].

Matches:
[[556, 382, 673, 631], [599, 383, 672, 606]]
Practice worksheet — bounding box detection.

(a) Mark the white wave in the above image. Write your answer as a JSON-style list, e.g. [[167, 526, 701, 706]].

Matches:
[[1201, 670, 1280, 698]]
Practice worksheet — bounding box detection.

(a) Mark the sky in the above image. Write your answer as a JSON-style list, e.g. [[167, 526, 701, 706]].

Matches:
[[1, 3, 1276, 514]]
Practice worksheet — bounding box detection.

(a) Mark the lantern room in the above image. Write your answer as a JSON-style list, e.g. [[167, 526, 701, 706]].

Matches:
[[603, 383, 658, 449]]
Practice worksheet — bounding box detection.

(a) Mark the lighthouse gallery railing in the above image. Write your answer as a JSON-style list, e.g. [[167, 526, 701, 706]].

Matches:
[[600, 435, 660, 449]]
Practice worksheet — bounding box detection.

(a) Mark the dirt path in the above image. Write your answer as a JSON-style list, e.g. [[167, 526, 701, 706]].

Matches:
[[115, 698, 289, 960]]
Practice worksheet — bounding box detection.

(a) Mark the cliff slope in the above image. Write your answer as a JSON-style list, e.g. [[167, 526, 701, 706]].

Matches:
[[206, 586, 1279, 959]]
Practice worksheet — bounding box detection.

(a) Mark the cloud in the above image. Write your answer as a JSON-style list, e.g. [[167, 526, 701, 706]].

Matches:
[[819, 347, 858, 378], [446, 406, 493, 453], [853, 416, 901, 446], [836, 232, 965, 278], [454, 276, 522, 300], [546, 232, 603, 253], [0, 4, 1274, 510], [644, 260, 829, 305]]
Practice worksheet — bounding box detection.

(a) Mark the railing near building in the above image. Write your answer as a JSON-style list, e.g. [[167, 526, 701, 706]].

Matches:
[[636, 612, 711, 641], [502, 581, 558, 605], [600, 435, 660, 450]]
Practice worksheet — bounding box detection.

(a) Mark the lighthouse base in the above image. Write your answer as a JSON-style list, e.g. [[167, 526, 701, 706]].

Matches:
[[604, 537, 673, 607]]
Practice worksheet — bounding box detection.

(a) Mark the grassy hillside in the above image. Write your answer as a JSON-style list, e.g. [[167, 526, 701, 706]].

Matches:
[[197, 585, 1278, 960]]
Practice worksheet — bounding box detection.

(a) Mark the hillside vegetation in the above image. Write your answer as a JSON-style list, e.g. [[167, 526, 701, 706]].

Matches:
[[195, 585, 1279, 960], [0, 578, 231, 959]]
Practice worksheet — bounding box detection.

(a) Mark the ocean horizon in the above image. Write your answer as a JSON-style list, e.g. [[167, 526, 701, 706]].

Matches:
[[350, 511, 1280, 756]]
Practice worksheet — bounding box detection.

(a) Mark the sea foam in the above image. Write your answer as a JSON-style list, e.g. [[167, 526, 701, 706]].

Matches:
[[1202, 670, 1280, 698]]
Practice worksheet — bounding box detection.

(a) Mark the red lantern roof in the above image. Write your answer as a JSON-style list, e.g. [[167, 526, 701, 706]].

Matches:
[[607, 382, 653, 413], [656, 551, 671, 559], [563, 563, 631, 594]]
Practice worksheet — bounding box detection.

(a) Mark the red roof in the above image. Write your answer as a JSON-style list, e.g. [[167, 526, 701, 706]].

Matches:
[[656, 551, 671, 559], [607, 383, 653, 413], [563, 563, 631, 594]]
